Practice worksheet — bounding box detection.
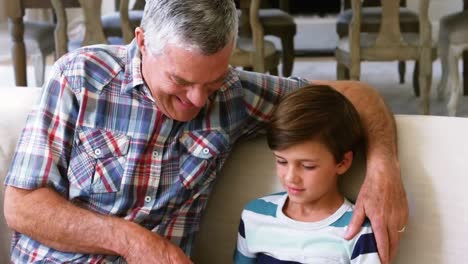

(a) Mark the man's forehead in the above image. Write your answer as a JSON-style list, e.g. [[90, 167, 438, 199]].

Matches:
[[169, 67, 230, 84], [161, 42, 233, 83]]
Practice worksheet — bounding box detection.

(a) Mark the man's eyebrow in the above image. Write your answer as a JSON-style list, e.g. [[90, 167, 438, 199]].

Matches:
[[172, 75, 193, 85], [208, 71, 230, 84]]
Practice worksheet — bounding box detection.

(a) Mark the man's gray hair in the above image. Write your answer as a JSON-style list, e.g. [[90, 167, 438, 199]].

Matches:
[[140, 0, 238, 55]]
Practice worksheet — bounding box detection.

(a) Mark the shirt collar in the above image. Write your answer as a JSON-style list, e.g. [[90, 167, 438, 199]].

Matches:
[[121, 39, 145, 94]]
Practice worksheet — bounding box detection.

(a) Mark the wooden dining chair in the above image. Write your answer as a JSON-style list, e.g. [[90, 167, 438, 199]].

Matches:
[[5, 0, 83, 86], [335, 0, 433, 114], [336, 0, 419, 85], [236, 0, 296, 77], [51, 0, 133, 58], [101, 0, 145, 44], [436, 10, 468, 116], [230, 0, 280, 75], [24, 20, 55, 87]]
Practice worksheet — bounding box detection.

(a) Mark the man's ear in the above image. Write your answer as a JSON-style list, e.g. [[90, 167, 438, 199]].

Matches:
[[337, 151, 354, 175], [135, 27, 147, 55]]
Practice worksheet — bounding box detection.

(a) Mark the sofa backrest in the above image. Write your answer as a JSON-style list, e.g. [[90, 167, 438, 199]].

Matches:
[[193, 115, 468, 263], [1, 87, 468, 263]]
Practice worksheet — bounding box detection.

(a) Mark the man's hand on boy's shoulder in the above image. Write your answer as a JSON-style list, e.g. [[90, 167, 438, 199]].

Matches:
[[344, 157, 408, 264]]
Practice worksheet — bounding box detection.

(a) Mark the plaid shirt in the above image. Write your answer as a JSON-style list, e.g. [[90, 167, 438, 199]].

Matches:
[[5, 40, 308, 263]]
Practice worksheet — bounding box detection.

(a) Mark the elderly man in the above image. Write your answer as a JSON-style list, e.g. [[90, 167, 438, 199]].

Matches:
[[4, 0, 407, 263]]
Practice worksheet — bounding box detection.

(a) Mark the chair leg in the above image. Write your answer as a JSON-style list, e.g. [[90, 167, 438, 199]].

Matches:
[[412, 62, 420, 97], [447, 48, 462, 116], [349, 62, 360, 81], [418, 49, 433, 115], [280, 35, 295, 77], [336, 63, 348, 80], [398, 61, 405, 84], [31, 53, 46, 87], [437, 37, 450, 100], [463, 51, 468, 96], [269, 67, 278, 76]]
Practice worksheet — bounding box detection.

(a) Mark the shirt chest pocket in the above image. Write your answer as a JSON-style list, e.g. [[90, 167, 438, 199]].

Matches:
[[69, 127, 130, 194], [179, 130, 229, 189]]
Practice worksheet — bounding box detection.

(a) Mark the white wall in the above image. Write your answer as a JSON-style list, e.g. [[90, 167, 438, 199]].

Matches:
[[102, 0, 116, 15], [407, 0, 463, 21]]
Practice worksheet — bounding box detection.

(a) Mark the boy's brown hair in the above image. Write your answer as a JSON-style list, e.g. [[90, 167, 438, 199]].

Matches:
[[266, 85, 365, 163]]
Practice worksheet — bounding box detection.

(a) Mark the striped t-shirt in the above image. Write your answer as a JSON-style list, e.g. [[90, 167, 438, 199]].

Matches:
[[234, 193, 381, 264]]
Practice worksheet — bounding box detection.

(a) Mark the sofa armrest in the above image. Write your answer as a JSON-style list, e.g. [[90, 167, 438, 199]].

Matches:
[[0, 88, 42, 263]]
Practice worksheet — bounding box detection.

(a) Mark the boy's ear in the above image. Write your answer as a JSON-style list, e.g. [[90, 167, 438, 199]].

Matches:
[[337, 151, 354, 175]]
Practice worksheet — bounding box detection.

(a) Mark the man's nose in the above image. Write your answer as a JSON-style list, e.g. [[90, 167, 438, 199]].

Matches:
[[187, 85, 209, 108]]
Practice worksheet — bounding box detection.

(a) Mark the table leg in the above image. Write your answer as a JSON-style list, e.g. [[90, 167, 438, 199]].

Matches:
[[9, 17, 27, 86]]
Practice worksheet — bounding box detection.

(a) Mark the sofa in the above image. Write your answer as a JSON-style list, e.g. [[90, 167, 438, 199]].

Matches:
[[1, 87, 468, 263]]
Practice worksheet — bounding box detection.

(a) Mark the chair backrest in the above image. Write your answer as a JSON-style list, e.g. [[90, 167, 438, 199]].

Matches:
[[114, 0, 145, 43], [51, 0, 108, 58], [336, 0, 433, 114], [231, 0, 278, 73], [115, 0, 145, 11], [248, 0, 267, 71], [50, 0, 141, 57], [118, 0, 134, 43], [343, 0, 407, 10], [349, 0, 430, 60]]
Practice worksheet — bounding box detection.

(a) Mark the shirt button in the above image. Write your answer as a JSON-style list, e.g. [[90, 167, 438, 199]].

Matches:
[[152, 151, 159, 158], [145, 196, 151, 203], [94, 148, 102, 157], [202, 148, 210, 155]]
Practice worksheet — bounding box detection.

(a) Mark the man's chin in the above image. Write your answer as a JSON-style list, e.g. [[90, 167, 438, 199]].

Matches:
[[171, 110, 200, 122]]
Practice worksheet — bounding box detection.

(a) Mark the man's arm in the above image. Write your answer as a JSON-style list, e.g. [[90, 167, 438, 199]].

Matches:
[[312, 80, 408, 264], [4, 186, 192, 264]]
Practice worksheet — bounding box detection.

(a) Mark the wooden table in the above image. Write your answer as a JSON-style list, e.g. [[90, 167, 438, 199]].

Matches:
[[6, 0, 106, 86]]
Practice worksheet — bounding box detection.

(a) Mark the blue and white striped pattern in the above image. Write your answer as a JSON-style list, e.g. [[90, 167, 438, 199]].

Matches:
[[234, 193, 381, 264], [4, 40, 309, 263]]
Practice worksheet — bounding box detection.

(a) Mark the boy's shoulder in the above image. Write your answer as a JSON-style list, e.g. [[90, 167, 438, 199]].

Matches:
[[243, 192, 287, 217], [330, 199, 371, 229]]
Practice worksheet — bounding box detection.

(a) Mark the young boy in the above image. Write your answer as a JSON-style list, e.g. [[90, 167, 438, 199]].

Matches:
[[234, 85, 381, 264]]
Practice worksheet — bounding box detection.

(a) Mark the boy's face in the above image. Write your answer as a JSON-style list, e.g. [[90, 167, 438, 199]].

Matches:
[[273, 140, 352, 209]]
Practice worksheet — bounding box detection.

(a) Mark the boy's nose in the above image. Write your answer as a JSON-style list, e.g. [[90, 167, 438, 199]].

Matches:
[[285, 168, 300, 184]]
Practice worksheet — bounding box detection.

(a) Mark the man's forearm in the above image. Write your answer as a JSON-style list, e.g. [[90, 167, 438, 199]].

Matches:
[[4, 186, 146, 256], [312, 80, 398, 162]]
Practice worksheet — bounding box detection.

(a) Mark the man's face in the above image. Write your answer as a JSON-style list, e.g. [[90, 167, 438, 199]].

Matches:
[[137, 31, 233, 122]]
